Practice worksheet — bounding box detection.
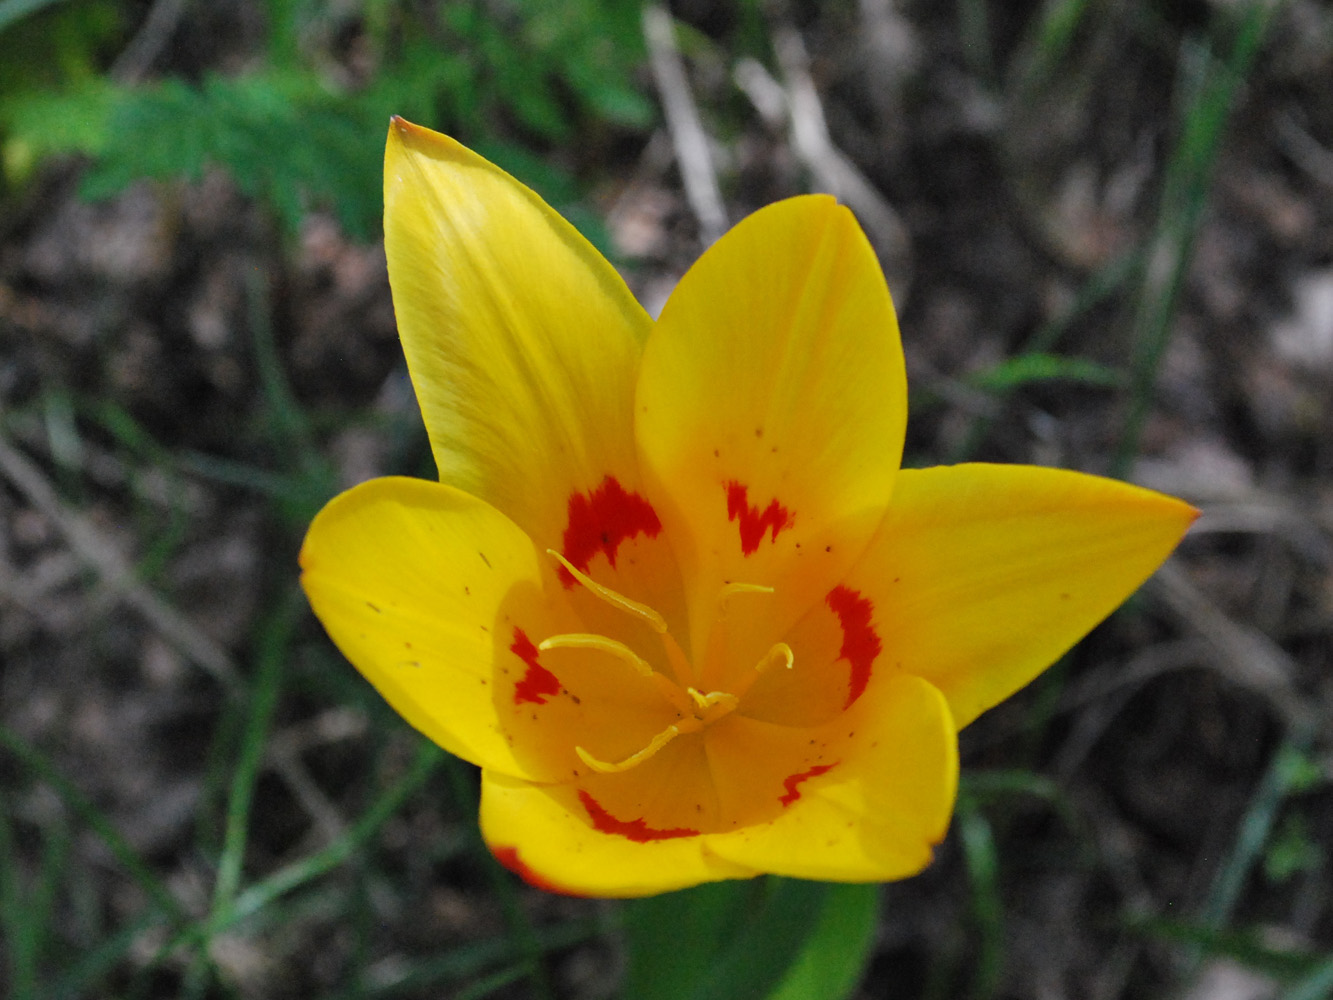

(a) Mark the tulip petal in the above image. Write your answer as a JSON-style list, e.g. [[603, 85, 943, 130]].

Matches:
[[384, 118, 652, 552], [301, 477, 683, 783], [635, 196, 907, 675], [844, 464, 1198, 729], [301, 478, 562, 778], [704, 674, 957, 881], [481, 772, 754, 898]]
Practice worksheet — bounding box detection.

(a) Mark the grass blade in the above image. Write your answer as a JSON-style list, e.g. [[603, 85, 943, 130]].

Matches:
[[766, 882, 880, 1000], [1113, 3, 1276, 477]]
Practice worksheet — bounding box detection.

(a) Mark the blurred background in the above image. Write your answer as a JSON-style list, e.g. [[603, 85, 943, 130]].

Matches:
[[1, 0, 1331, 997]]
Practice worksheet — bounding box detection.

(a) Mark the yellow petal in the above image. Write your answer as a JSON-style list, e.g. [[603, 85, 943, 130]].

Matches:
[[844, 464, 1198, 729], [299, 478, 542, 776], [574, 732, 723, 832], [480, 771, 754, 898], [735, 583, 875, 727], [302, 478, 698, 785], [384, 118, 652, 553], [704, 674, 958, 881], [702, 715, 848, 829], [635, 195, 907, 670]]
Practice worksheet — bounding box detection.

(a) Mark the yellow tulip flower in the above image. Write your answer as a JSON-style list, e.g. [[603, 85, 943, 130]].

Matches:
[[300, 118, 1196, 897]]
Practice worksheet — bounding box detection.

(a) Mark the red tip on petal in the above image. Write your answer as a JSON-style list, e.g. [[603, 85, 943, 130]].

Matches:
[[577, 790, 699, 843], [560, 477, 662, 586], [726, 481, 793, 556], [826, 586, 881, 708], [491, 844, 585, 896], [511, 628, 561, 705], [779, 762, 839, 807]]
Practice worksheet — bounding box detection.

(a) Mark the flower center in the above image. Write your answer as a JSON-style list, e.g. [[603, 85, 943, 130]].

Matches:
[[542, 550, 792, 774]]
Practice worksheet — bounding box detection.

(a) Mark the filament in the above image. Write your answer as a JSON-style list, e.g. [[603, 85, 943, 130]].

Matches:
[[547, 550, 667, 633], [576, 716, 703, 774]]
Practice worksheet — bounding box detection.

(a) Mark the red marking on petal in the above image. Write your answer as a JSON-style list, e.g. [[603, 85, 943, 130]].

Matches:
[[725, 481, 793, 556], [826, 585, 882, 708], [577, 790, 698, 843], [511, 628, 560, 705], [560, 476, 662, 586], [779, 762, 839, 807], [491, 844, 585, 896]]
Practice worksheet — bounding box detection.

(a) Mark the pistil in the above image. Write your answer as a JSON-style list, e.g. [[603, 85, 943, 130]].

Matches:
[[574, 689, 736, 775], [686, 687, 739, 721], [537, 554, 783, 777]]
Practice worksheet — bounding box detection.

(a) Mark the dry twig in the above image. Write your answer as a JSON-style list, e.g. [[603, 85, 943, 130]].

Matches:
[[1148, 561, 1313, 733], [111, 0, 190, 82], [642, 5, 728, 246], [735, 27, 914, 297], [0, 430, 243, 697]]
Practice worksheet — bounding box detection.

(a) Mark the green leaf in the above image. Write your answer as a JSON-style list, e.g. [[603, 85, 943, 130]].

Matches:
[[958, 802, 1005, 1000], [1264, 814, 1320, 884], [622, 880, 757, 1000], [623, 878, 831, 1000], [64, 72, 385, 238], [766, 883, 880, 1000], [967, 353, 1124, 393]]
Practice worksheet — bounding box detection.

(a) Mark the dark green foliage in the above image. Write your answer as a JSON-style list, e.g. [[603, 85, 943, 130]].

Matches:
[[84, 73, 384, 238], [0, 0, 653, 238]]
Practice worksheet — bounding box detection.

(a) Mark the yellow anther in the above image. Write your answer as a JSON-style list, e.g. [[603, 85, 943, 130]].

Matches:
[[540, 634, 655, 676], [547, 550, 668, 633], [576, 717, 703, 774], [727, 642, 796, 701], [755, 641, 795, 674], [540, 632, 694, 713], [716, 581, 775, 619]]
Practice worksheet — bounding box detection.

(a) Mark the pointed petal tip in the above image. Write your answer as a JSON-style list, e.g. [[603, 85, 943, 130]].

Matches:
[[1137, 486, 1201, 539], [752, 191, 847, 228], [387, 116, 440, 154], [384, 117, 474, 174], [386, 114, 418, 145], [387, 114, 427, 137]]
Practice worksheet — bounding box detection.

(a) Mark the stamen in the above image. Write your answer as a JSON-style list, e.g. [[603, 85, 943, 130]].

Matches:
[[755, 641, 795, 674], [547, 550, 667, 633], [728, 642, 796, 701], [539, 634, 654, 676], [700, 579, 777, 688], [716, 582, 775, 619], [576, 717, 703, 774], [539, 633, 694, 713], [658, 631, 697, 686]]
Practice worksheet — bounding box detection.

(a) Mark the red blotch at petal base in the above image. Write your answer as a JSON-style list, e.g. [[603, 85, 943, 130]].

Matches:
[[491, 845, 584, 896], [559, 477, 663, 586], [510, 628, 561, 705], [778, 762, 839, 807], [578, 790, 699, 843], [825, 586, 881, 707], [726, 481, 793, 556]]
